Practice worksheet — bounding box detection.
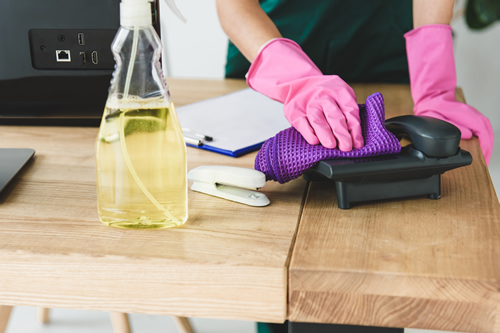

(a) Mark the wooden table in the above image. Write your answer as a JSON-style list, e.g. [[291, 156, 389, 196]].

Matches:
[[289, 84, 500, 333], [0, 79, 498, 333], [0, 78, 306, 324]]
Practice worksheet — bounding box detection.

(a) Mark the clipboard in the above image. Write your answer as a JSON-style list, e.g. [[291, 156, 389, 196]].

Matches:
[[176, 88, 291, 157]]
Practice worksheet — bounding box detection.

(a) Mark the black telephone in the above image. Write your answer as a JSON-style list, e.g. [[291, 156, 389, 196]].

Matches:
[[304, 115, 473, 209]]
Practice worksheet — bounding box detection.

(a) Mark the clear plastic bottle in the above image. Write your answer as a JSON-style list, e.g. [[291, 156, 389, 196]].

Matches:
[[95, 0, 187, 229]]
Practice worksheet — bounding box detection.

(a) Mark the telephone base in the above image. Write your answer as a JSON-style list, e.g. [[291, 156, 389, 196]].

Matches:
[[332, 174, 440, 209], [303, 146, 471, 209]]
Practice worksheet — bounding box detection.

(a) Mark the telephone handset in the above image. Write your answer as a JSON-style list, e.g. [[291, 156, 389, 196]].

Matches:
[[305, 115, 473, 209], [385, 115, 461, 158]]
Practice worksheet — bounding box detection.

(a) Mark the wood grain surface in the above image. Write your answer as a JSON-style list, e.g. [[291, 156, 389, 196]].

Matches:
[[0, 78, 305, 323], [1, 80, 497, 330], [289, 84, 500, 332]]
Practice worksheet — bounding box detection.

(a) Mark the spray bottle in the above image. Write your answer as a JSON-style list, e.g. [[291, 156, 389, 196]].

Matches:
[[95, 0, 187, 229]]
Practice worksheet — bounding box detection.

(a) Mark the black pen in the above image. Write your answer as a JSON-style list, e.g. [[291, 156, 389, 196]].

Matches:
[[182, 128, 213, 142], [184, 136, 203, 146]]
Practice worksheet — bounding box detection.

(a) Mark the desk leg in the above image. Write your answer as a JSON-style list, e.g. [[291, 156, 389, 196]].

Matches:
[[36, 308, 50, 323], [110, 312, 131, 333], [0, 306, 13, 333], [288, 322, 403, 333], [172, 316, 194, 333]]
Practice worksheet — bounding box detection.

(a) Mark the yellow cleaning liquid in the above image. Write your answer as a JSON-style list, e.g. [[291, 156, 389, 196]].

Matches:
[[95, 100, 187, 229]]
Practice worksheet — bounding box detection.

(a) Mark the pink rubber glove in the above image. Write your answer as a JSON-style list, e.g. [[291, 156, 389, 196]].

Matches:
[[405, 24, 494, 165], [247, 38, 364, 151]]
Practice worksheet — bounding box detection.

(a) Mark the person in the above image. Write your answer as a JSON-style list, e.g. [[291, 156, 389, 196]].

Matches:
[[215, 1, 494, 332], [215, 0, 494, 168]]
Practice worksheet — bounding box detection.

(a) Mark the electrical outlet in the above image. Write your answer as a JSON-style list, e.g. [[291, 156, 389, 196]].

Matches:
[[29, 29, 116, 70]]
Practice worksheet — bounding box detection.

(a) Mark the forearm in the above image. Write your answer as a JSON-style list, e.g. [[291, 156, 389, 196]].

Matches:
[[216, 0, 281, 62], [413, 0, 455, 27]]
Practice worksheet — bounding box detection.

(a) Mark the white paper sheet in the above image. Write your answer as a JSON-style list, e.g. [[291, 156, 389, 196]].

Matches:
[[176, 88, 290, 155]]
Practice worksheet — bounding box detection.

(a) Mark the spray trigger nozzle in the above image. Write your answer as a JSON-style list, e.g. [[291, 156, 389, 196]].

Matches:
[[121, 0, 186, 26], [163, 0, 187, 23]]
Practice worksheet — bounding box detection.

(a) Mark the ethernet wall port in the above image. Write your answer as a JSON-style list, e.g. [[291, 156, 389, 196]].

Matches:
[[56, 50, 71, 62]]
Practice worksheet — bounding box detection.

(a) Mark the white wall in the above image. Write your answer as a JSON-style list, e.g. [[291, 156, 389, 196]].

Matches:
[[160, 0, 227, 78], [160, 1, 500, 193]]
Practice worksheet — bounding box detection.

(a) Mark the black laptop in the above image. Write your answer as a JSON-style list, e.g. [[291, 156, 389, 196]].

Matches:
[[0, 149, 35, 193]]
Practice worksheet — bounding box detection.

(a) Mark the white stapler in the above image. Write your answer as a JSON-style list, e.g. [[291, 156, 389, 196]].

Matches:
[[187, 166, 270, 207]]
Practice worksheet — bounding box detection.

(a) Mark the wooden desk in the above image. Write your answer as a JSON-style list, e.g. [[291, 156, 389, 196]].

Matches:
[[0, 78, 306, 323], [289, 84, 500, 333], [0, 79, 498, 332]]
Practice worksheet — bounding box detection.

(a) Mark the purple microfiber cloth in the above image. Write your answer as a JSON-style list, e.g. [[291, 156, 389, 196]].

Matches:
[[255, 92, 402, 183]]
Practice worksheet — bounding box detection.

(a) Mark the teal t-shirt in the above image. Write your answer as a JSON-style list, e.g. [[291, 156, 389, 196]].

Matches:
[[226, 0, 413, 83]]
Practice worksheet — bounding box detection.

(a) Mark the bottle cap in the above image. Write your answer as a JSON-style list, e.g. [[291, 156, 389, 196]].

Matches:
[[120, 0, 186, 28]]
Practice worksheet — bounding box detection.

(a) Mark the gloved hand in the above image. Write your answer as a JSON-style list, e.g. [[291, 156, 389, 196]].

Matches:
[[246, 38, 364, 151], [405, 24, 494, 165]]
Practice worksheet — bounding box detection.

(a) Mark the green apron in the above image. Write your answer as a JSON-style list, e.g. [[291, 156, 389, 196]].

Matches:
[[229, 1, 413, 332], [225, 0, 413, 83]]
